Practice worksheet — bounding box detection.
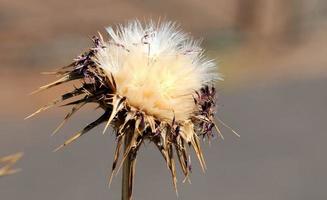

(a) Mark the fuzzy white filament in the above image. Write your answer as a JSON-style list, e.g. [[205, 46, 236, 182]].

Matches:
[[96, 20, 220, 122]]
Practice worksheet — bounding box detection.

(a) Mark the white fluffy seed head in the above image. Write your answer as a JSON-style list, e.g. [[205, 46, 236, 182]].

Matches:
[[95, 20, 221, 122]]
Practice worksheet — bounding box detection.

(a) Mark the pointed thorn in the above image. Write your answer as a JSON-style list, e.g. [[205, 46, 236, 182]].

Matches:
[[217, 118, 240, 138]]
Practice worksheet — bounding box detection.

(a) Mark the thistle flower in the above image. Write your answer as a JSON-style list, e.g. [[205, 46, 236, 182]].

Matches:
[[0, 152, 23, 177], [29, 20, 224, 199]]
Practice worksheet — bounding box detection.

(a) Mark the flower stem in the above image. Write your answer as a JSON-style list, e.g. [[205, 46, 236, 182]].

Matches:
[[122, 132, 133, 200]]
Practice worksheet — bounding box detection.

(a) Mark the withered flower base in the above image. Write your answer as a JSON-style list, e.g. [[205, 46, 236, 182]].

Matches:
[[29, 20, 222, 200]]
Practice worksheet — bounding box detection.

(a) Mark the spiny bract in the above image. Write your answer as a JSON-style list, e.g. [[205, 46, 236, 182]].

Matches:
[[29, 20, 223, 197], [0, 152, 23, 177]]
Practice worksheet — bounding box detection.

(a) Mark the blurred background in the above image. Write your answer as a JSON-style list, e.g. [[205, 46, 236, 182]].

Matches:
[[1, 0, 327, 199]]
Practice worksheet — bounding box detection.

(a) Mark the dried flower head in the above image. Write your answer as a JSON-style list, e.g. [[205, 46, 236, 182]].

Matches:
[[29, 20, 224, 198], [0, 152, 23, 177]]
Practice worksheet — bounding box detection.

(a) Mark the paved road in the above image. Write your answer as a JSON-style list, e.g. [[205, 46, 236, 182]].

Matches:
[[0, 77, 326, 200]]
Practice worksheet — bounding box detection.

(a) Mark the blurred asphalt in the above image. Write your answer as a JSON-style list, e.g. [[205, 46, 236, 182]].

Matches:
[[1, 77, 326, 200]]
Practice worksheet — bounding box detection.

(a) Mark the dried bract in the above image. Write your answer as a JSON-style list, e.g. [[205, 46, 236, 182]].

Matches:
[[0, 152, 23, 177]]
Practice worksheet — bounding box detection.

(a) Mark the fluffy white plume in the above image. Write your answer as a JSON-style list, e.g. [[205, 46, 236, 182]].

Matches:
[[95, 20, 220, 122]]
